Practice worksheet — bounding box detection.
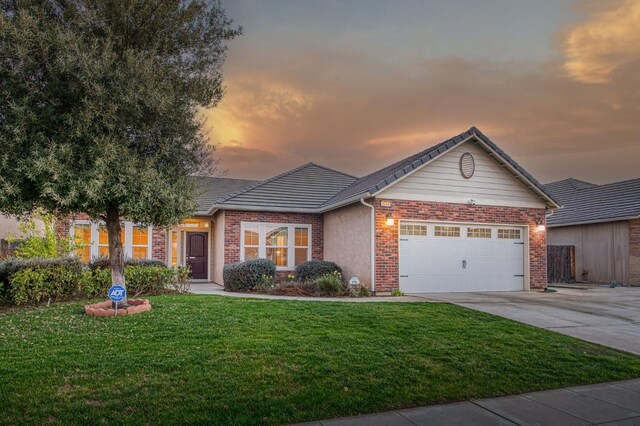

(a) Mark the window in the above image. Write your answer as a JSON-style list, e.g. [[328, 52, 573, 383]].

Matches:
[[70, 221, 152, 262], [294, 227, 309, 266], [498, 229, 521, 239], [400, 224, 428, 236], [73, 223, 92, 263], [98, 224, 125, 257], [243, 224, 260, 261], [467, 227, 491, 238], [241, 222, 311, 269], [131, 225, 150, 259], [170, 230, 179, 266], [266, 226, 288, 267], [434, 225, 460, 237]]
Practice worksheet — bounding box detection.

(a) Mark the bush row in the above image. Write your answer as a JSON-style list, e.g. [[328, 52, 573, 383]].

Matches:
[[221, 259, 370, 297], [0, 257, 190, 305]]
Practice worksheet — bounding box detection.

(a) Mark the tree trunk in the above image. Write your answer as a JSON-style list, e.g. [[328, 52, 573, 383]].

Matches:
[[106, 206, 127, 308]]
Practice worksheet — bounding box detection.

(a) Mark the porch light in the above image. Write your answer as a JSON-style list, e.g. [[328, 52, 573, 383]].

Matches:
[[536, 223, 546, 232], [386, 213, 395, 226]]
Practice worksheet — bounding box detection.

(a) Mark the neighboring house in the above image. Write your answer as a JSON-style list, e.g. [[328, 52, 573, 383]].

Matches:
[[545, 178, 640, 286], [59, 127, 558, 294], [0, 214, 44, 244]]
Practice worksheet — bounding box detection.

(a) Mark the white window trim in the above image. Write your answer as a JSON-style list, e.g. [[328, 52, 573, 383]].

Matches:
[[69, 220, 152, 260], [240, 222, 312, 271]]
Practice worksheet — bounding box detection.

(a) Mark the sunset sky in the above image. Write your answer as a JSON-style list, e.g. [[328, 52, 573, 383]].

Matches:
[[206, 0, 640, 184]]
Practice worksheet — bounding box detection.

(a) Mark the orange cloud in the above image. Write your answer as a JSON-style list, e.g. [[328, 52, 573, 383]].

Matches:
[[563, 0, 640, 84]]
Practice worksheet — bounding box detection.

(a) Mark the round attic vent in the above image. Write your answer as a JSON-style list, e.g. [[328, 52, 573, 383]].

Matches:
[[460, 152, 475, 178]]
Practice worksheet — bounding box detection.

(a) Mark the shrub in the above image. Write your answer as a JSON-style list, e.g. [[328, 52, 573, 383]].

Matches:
[[223, 259, 276, 292], [168, 266, 192, 293], [7, 259, 84, 305], [89, 256, 166, 270], [82, 265, 174, 297], [0, 257, 83, 286], [315, 271, 345, 296], [295, 260, 342, 282], [6, 212, 74, 259], [348, 284, 371, 298]]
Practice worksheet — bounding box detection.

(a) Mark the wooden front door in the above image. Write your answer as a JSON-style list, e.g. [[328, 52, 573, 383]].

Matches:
[[186, 232, 208, 279]]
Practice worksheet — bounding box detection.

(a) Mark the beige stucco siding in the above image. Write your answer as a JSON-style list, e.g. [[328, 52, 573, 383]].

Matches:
[[212, 211, 225, 284], [378, 141, 547, 208], [547, 221, 629, 284], [323, 203, 372, 287], [0, 215, 44, 240]]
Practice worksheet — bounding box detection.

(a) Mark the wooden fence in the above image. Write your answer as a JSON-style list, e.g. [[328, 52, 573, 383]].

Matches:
[[547, 245, 575, 283]]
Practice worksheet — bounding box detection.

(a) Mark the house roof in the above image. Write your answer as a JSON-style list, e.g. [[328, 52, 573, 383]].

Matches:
[[198, 127, 558, 214], [544, 178, 640, 227], [320, 127, 559, 210], [208, 163, 357, 213], [194, 177, 261, 214]]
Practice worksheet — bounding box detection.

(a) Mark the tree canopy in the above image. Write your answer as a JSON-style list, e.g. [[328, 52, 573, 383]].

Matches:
[[0, 0, 241, 294]]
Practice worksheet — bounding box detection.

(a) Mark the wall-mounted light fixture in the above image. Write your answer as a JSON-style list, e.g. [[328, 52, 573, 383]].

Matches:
[[386, 213, 395, 226], [536, 222, 546, 232]]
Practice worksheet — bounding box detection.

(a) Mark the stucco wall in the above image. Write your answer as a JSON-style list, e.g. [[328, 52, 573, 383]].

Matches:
[[547, 221, 629, 284], [0, 215, 44, 240], [212, 211, 226, 284], [323, 202, 372, 287], [374, 198, 547, 293]]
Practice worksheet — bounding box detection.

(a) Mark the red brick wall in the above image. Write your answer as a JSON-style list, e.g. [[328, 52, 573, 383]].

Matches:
[[374, 198, 547, 292], [629, 219, 640, 285], [223, 210, 323, 267]]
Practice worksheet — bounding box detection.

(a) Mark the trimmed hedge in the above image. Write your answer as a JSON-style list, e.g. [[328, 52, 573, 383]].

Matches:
[[223, 259, 276, 292], [89, 256, 166, 270], [294, 260, 342, 282], [0, 256, 186, 305]]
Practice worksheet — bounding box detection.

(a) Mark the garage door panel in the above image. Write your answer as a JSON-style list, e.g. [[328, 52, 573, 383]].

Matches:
[[399, 222, 525, 293]]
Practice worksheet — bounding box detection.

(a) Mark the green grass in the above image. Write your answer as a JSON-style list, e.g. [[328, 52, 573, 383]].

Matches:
[[1, 295, 640, 425]]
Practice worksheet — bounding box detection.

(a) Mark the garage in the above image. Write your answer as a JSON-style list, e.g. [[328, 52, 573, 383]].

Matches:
[[399, 221, 525, 293]]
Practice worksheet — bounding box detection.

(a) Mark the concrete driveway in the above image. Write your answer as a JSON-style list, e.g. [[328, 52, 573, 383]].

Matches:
[[417, 287, 640, 355]]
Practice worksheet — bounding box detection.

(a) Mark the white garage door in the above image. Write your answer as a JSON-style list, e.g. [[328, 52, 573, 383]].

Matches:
[[399, 222, 525, 293]]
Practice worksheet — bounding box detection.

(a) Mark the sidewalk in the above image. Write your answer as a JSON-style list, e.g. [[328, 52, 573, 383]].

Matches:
[[188, 282, 429, 302], [295, 378, 640, 425]]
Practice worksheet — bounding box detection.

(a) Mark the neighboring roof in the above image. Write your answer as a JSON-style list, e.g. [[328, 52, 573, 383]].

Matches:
[[320, 126, 559, 210], [209, 163, 357, 213], [194, 177, 261, 214], [544, 178, 640, 227]]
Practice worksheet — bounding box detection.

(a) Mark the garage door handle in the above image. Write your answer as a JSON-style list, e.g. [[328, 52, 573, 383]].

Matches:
[[514, 274, 524, 277], [400, 275, 409, 278], [462, 260, 467, 269]]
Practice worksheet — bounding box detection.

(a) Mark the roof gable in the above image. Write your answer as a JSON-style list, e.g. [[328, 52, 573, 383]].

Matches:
[[321, 127, 559, 211]]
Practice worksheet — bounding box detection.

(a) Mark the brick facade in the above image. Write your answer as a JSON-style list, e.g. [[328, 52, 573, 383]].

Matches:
[[629, 219, 640, 286], [222, 210, 324, 271], [373, 198, 547, 293]]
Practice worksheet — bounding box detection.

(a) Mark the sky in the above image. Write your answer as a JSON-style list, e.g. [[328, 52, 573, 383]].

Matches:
[[206, 0, 640, 184]]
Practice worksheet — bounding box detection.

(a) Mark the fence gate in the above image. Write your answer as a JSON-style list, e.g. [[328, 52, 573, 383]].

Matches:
[[547, 245, 575, 283]]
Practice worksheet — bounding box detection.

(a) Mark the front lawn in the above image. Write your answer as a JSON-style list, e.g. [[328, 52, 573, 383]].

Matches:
[[2, 296, 640, 425]]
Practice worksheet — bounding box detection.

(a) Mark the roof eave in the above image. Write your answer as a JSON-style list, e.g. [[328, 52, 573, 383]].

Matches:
[[548, 214, 640, 228]]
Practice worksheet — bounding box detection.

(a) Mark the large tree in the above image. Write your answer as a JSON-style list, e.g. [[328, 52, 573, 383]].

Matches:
[[0, 0, 240, 305]]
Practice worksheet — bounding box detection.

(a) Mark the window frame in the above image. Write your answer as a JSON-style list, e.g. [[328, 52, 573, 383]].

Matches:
[[240, 222, 312, 270], [434, 225, 461, 237], [69, 220, 153, 261]]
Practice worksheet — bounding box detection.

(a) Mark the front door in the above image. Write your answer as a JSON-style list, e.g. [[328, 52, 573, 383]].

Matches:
[[186, 232, 208, 279]]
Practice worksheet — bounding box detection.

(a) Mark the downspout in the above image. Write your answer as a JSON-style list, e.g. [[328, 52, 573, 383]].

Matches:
[[360, 197, 375, 294]]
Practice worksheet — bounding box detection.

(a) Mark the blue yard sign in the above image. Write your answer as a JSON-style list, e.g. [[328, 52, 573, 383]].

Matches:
[[108, 285, 126, 303]]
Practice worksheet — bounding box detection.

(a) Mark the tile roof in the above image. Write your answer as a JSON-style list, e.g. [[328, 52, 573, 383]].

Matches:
[[196, 127, 557, 214], [320, 127, 559, 210], [210, 163, 357, 212], [544, 178, 640, 227], [194, 177, 261, 214]]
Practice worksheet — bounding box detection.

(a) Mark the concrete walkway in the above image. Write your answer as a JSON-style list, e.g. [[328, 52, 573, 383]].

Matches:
[[297, 378, 640, 425], [188, 282, 427, 302]]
